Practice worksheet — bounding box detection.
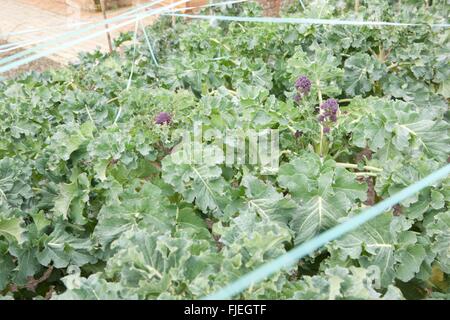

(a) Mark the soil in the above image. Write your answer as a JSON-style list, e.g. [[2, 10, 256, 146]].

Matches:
[[0, 40, 62, 79]]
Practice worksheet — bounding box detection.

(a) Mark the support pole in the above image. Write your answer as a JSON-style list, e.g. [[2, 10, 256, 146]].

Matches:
[[100, 0, 114, 53]]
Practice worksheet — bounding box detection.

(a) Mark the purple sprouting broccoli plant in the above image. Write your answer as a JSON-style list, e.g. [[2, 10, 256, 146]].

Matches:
[[155, 112, 172, 125], [318, 99, 339, 133], [293, 76, 311, 103]]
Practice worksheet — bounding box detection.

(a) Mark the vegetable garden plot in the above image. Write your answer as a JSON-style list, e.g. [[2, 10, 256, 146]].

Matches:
[[0, 1, 449, 300]]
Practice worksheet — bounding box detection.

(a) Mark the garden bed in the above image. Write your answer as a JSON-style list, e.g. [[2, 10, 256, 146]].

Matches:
[[0, 1, 449, 300]]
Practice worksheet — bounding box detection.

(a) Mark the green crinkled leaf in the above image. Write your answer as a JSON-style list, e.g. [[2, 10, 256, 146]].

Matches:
[[396, 245, 427, 282], [0, 158, 32, 210], [287, 45, 344, 99], [430, 190, 445, 210], [348, 98, 450, 162], [291, 194, 350, 245], [176, 207, 211, 240], [0, 245, 14, 290], [213, 210, 292, 281], [240, 175, 298, 224], [333, 167, 368, 202], [333, 213, 429, 287], [37, 223, 96, 268], [333, 213, 396, 287], [47, 122, 94, 164], [104, 229, 216, 298], [8, 245, 41, 286], [344, 53, 385, 96], [375, 158, 443, 209], [383, 75, 432, 104], [278, 153, 366, 244], [292, 266, 404, 300], [94, 181, 174, 248], [0, 217, 25, 243], [54, 269, 129, 300], [162, 144, 227, 215], [424, 211, 450, 273], [52, 173, 90, 224]]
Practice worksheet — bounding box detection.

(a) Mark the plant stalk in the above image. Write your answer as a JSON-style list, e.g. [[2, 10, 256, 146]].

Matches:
[[100, 0, 113, 53], [354, 172, 379, 177], [319, 125, 324, 158], [336, 162, 383, 172]]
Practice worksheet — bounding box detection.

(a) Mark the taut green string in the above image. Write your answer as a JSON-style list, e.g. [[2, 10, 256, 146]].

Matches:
[[166, 13, 450, 28]]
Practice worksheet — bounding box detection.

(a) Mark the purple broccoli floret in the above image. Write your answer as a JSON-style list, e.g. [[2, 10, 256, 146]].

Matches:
[[318, 99, 339, 124], [295, 76, 312, 94], [320, 99, 338, 112], [293, 76, 312, 103], [318, 98, 340, 134], [155, 112, 172, 125]]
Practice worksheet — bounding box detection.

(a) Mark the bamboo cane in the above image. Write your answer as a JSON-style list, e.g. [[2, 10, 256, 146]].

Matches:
[[100, 0, 114, 53]]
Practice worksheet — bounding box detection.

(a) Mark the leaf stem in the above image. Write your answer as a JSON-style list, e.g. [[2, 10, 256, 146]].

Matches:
[[85, 105, 97, 130], [316, 80, 325, 159], [387, 61, 412, 70], [316, 79, 323, 104], [319, 124, 324, 158], [336, 162, 383, 172], [0, 187, 7, 202], [354, 172, 379, 177], [237, 23, 246, 32], [226, 88, 237, 96], [387, 63, 398, 70], [286, 124, 297, 134], [145, 265, 163, 279], [106, 96, 119, 104]]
